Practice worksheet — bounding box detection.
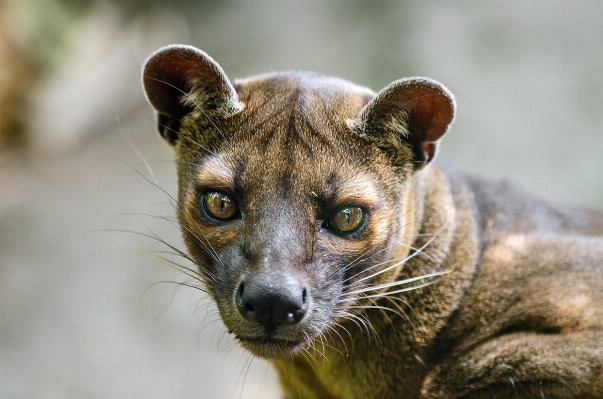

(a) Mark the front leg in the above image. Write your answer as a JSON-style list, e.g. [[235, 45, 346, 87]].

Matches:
[[422, 331, 603, 399]]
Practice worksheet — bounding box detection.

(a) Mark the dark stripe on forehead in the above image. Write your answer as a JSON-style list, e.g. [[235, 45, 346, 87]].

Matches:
[[233, 159, 245, 196]]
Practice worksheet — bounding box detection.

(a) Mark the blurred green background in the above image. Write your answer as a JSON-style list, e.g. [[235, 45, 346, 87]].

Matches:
[[1, 1, 602, 398]]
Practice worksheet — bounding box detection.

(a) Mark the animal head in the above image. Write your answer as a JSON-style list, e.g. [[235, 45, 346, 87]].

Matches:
[[142, 45, 454, 359]]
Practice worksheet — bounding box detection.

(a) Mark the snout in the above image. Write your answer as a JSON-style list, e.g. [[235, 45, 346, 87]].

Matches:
[[236, 272, 308, 331]]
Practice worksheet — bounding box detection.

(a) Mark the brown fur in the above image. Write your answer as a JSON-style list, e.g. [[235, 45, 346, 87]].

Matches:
[[142, 45, 603, 398]]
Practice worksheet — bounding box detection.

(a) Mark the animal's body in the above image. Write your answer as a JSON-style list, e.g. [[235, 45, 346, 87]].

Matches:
[[142, 45, 603, 398]]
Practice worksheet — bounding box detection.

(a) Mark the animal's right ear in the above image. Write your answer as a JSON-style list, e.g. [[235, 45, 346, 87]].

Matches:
[[142, 45, 242, 145]]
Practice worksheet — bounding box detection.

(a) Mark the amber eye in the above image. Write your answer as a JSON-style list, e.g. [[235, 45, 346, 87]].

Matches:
[[328, 206, 366, 234], [202, 191, 238, 220]]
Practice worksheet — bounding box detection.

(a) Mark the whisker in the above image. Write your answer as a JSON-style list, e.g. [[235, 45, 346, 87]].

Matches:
[[317, 331, 344, 358], [350, 222, 448, 286], [341, 270, 449, 299], [145, 251, 205, 282], [100, 228, 218, 282], [333, 309, 376, 341], [300, 346, 319, 371], [340, 240, 401, 279], [352, 276, 444, 300], [342, 243, 425, 286], [156, 215, 224, 267], [331, 311, 365, 335], [351, 309, 381, 346], [119, 212, 179, 224], [383, 295, 413, 325], [315, 332, 329, 360], [370, 297, 395, 325], [153, 280, 208, 294], [236, 353, 254, 399], [121, 133, 161, 189], [324, 324, 349, 356]]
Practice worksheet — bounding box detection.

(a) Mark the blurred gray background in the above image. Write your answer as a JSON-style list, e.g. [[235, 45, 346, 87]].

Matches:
[[1, 1, 602, 398]]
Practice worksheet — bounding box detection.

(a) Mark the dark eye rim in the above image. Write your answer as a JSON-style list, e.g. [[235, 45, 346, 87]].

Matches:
[[199, 190, 241, 223], [322, 205, 369, 238]]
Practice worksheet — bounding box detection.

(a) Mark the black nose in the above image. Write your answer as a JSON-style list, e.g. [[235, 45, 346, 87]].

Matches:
[[236, 273, 308, 329]]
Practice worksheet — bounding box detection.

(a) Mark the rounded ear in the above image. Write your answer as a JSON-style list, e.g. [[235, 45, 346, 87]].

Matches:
[[142, 45, 242, 144], [350, 78, 455, 168]]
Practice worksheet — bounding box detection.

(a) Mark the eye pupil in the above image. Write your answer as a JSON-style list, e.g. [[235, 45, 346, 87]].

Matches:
[[343, 209, 352, 225], [203, 191, 238, 220]]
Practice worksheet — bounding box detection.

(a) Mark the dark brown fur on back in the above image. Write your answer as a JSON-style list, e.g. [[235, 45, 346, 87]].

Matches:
[[143, 45, 603, 398]]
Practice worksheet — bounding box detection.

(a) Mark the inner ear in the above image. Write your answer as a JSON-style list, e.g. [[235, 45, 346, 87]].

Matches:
[[352, 78, 455, 168], [142, 45, 242, 144]]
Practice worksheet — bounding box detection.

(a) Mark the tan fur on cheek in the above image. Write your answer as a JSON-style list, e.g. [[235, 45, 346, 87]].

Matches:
[[378, 190, 417, 284]]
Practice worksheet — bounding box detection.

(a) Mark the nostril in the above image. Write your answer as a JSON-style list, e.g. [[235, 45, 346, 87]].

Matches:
[[282, 287, 308, 326], [236, 281, 257, 322]]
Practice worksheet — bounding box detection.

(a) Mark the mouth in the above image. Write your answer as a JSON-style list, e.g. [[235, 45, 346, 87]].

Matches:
[[235, 335, 305, 358]]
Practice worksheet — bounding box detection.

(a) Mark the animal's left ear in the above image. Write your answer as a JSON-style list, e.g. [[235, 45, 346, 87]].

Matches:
[[350, 78, 455, 169]]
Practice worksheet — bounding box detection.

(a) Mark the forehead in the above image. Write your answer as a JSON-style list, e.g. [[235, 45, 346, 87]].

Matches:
[[228, 74, 379, 191], [219, 126, 379, 202]]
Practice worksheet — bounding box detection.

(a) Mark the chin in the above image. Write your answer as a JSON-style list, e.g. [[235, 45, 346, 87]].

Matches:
[[236, 335, 309, 359]]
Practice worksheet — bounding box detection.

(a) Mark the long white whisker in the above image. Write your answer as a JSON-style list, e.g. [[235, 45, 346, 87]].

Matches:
[[342, 270, 450, 299], [343, 242, 435, 287], [351, 222, 448, 286], [341, 240, 406, 282], [353, 277, 443, 300]]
